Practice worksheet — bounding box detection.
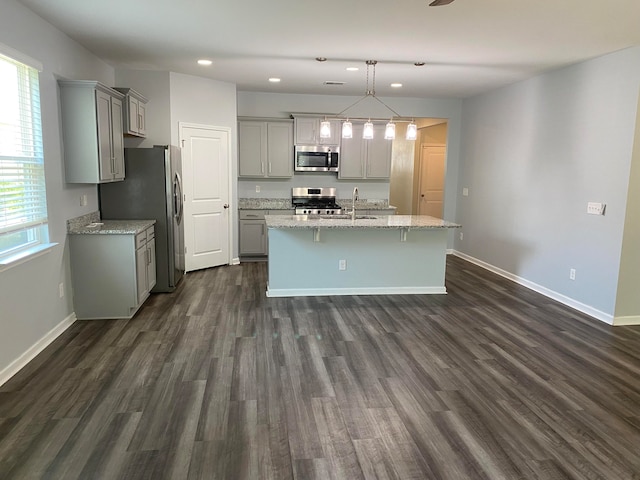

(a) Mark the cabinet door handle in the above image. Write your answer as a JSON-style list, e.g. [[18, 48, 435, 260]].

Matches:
[[268, 162, 272, 174], [261, 162, 264, 174]]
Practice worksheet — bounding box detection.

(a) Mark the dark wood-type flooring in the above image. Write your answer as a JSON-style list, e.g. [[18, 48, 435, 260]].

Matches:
[[2, 256, 640, 479]]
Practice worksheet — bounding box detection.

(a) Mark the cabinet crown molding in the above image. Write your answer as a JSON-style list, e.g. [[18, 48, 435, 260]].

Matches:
[[58, 80, 124, 99]]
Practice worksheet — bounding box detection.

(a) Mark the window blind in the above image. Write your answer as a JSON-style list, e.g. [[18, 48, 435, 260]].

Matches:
[[0, 52, 48, 258]]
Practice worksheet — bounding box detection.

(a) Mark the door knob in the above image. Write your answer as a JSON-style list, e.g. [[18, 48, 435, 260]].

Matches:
[[223, 204, 229, 209]]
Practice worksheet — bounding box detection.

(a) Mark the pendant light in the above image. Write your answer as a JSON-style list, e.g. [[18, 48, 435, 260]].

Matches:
[[320, 119, 331, 139], [406, 121, 418, 140], [336, 61, 402, 140], [363, 121, 374, 139], [315, 60, 418, 141], [384, 121, 396, 140], [342, 120, 353, 139]]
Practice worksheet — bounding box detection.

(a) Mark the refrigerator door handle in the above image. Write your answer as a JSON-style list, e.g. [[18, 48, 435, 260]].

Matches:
[[174, 172, 184, 224]]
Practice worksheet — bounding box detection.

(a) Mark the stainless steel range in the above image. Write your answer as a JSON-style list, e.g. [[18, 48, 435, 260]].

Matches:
[[292, 187, 343, 215]]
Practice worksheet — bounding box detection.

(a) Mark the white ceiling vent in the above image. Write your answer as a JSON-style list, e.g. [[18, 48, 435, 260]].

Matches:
[[323, 81, 345, 86]]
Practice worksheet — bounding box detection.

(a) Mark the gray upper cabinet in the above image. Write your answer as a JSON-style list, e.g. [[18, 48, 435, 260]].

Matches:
[[59, 80, 125, 183], [294, 116, 341, 145], [238, 119, 293, 178], [338, 123, 392, 180], [114, 87, 148, 137]]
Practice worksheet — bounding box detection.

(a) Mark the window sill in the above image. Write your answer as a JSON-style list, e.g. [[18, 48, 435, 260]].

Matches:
[[0, 243, 59, 273]]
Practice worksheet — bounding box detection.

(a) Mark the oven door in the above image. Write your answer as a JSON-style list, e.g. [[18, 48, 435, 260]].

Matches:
[[295, 146, 339, 172]]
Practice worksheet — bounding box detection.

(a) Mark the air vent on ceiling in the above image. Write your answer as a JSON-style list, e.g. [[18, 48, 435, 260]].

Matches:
[[323, 81, 345, 86]]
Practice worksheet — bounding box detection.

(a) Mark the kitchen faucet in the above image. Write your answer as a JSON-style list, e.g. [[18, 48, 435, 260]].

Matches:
[[351, 187, 359, 220]]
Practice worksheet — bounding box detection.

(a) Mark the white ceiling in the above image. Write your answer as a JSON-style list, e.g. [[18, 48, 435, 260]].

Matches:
[[17, 0, 640, 98]]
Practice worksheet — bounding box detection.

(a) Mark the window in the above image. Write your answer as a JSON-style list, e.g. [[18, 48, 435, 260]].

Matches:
[[0, 49, 50, 265]]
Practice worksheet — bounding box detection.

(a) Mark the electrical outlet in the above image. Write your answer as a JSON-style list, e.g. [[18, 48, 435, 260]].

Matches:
[[80, 194, 87, 206], [462, 187, 469, 197], [569, 268, 576, 280], [339, 259, 347, 271], [255, 185, 261, 193], [587, 202, 605, 215], [59, 282, 64, 298], [459, 232, 463, 240]]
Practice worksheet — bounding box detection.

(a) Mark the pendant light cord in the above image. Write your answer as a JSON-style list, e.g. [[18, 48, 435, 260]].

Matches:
[[336, 60, 401, 118]]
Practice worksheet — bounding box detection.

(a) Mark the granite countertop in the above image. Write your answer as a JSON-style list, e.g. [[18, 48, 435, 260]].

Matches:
[[238, 198, 394, 210], [68, 218, 156, 235], [238, 198, 293, 210], [265, 214, 460, 230]]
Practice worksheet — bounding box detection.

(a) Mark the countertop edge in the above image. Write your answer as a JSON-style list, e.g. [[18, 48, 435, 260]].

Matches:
[[265, 214, 460, 230], [68, 219, 156, 235]]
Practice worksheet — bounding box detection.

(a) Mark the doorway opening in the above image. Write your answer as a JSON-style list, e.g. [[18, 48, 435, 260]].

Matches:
[[389, 119, 448, 217]]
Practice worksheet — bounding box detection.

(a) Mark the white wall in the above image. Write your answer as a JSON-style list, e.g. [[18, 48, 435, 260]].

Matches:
[[456, 46, 640, 318], [237, 91, 463, 222], [169, 72, 239, 258], [0, 0, 115, 379]]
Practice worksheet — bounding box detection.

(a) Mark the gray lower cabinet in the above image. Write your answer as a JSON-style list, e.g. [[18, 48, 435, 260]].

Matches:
[[70, 225, 156, 319], [339, 123, 392, 179], [239, 209, 294, 258], [59, 80, 125, 183], [239, 210, 268, 257], [135, 227, 156, 304]]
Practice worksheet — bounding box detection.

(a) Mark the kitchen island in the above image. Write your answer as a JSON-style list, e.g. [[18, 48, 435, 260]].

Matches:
[[265, 214, 461, 297]]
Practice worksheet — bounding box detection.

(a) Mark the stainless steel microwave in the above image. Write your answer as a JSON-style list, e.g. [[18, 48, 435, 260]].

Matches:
[[294, 145, 339, 172]]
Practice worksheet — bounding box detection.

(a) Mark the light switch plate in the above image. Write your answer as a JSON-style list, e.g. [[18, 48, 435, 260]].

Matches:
[[587, 202, 606, 215], [462, 187, 469, 197]]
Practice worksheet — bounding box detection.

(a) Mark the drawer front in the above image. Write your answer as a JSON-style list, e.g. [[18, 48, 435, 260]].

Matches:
[[146, 226, 155, 241], [240, 209, 267, 220]]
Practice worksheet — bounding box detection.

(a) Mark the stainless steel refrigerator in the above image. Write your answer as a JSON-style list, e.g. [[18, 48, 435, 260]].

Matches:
[[99, 145, 185, 292]]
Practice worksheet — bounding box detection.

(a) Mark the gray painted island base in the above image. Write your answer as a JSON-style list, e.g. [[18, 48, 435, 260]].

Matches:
[[265, 215, 460, 297]]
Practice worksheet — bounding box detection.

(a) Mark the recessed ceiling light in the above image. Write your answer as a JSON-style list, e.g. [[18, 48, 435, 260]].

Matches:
[[197, 59, 213, 66], [269, 77, 281, 83], [346, 67, 359, 72], [316, 57, 327, 62], [391, 83, 403, 88]]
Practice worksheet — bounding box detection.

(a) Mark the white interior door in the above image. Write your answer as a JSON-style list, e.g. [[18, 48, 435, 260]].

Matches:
[[418, 145, 446, 218], [181, 124, 230, 272]]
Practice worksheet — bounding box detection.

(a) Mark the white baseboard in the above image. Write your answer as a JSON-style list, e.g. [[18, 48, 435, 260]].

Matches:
[[451, 250, 614, 325], [0, 312, 77, 387], [612, 315, 640, 326], [266, 285, 447, 298]]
